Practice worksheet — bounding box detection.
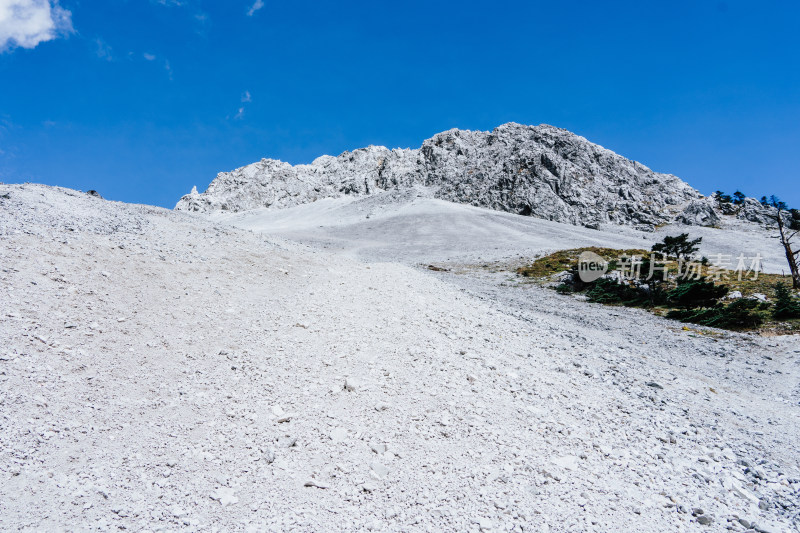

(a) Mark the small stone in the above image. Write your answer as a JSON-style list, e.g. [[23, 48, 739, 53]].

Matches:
[[646, 382, 663, 389], [276, 436, 297, 448], [370, 443, 388, 454], [304, 480, 329, 489], [738, 518, 751, 529], [262, 447, 276, 463], [370, 461, 390, 479], [330, 427, 348, 443], [477, 517, 493, 531], [692, 508, 704, 516], [696, 515, 712, 526], [754, 520, 780, 533], [211, 487, 238, 507], [276, 413, 295, 423], [552, 455, 579, 471], [345, 377, 363, 391]]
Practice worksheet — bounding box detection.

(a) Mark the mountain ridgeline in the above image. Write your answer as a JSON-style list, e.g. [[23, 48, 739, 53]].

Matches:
[[176, 123, 754, 229]]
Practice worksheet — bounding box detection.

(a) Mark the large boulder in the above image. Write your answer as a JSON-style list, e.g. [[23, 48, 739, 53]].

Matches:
[[676, 199, 720, 227], [737, 197, 781, 226]]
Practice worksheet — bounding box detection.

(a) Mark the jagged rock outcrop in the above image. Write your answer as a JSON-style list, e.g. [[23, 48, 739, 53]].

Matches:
[[705, 196, 792, 227], [736, 198, 780, 225], [176, 123, 704, 227], [677, 199, 720, 226]]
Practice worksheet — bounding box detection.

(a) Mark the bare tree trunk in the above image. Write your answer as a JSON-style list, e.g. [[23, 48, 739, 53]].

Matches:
[[776, 213, 800, 289]]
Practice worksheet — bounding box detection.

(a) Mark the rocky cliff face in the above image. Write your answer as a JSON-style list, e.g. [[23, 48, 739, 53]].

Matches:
[[175, 123, 710, 227]]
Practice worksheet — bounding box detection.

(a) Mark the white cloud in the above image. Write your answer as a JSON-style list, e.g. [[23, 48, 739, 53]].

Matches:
[[94, 37, 112, 61], [241, 91, 251, 103], [164, 59, 172, 80], [246, 0, 263, 17], [143, 52, 156, 61], [234, 107, 245, 119], [0, 0, 73, 52]]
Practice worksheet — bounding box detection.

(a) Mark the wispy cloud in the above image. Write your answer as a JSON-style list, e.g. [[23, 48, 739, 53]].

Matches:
[[94, 37, 112, 61], [0, 0, 73, 52], [246, 0, 264, 17], [141, 52, 173, 80], [151, 0, 208, 33], [232, 91, 252, 120]]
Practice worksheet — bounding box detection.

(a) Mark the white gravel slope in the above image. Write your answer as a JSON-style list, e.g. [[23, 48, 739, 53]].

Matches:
[[215, 189, 788, 273], [1, 184, 799, 533]]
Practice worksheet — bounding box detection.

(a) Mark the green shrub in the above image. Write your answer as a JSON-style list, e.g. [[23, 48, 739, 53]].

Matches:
[[555, 283, 574, 294], [772, 283, 800, 319], [667, 278, 729, 308], [667, 299, 767, 330], [586, 278, 649, 306]]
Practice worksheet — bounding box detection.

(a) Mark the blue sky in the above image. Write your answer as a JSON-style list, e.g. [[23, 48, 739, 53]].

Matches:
[[1, 0, 798, 208]]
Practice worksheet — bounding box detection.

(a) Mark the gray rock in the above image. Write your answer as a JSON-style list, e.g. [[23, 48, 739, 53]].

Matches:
[[696, 515, 713, 526], [737, 198, 777, 226], [175, 123, 701, 228], [677, 199, 720, 227]]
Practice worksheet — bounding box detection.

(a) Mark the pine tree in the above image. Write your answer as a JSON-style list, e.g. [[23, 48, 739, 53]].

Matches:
[[772, 282, 800, 319]]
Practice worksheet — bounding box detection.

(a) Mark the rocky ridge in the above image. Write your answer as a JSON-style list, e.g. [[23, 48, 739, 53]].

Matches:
[[176, 123, 712, 228]]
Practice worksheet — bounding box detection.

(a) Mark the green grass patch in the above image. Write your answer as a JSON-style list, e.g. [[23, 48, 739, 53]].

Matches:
[[516, 247, 647, 278], [516, 247, 800, 334]]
